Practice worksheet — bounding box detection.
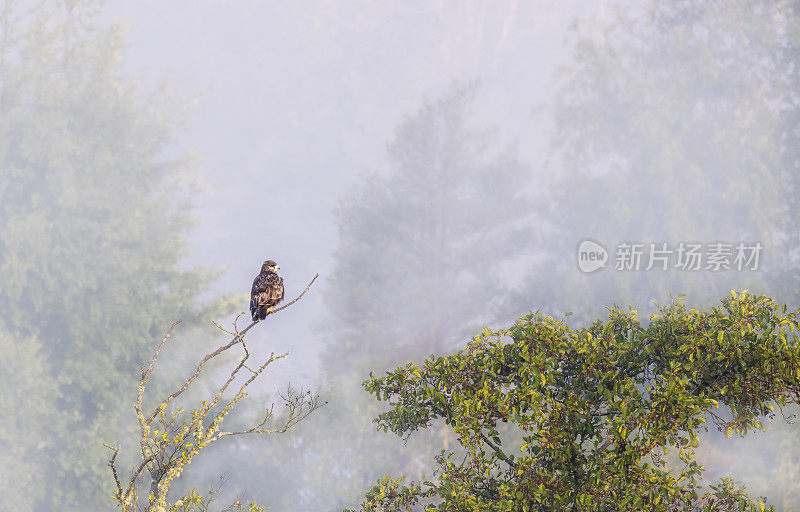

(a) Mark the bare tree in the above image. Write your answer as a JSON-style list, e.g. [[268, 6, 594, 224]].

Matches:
[[104, 274, 321, 512]]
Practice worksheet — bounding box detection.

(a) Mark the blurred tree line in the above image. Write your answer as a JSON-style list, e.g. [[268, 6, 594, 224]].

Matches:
[[0, 2, 236, 510], [538, 0, 800, 320]]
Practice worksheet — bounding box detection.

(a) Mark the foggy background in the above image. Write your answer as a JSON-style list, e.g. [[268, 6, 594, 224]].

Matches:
[[1, 0, 798, 511], [96, 0, 591, 380]]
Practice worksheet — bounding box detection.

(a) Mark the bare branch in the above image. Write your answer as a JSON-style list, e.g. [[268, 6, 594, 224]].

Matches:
[[480, 432, 517, 470], [145, 334, 242, 425], [136, 321, 181, 420], [125, 454, 155, 501], [202, 351, 289, 443], [106, 272, 320, 510], [144, 273, 319, 424], [267, 273, 319, 316], [213, 387, 325, 440], [103, 443, 123, 497]]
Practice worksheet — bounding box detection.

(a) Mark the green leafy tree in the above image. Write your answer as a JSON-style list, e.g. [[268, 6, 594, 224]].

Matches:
[[351, 291, 798, 511], [0, 2, 233, 510]]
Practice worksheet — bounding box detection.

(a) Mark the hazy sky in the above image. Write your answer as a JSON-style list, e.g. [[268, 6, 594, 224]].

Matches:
[[98, 1, 603, 381]]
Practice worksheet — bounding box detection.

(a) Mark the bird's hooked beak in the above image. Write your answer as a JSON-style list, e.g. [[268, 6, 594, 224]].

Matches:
[[275, 265, 280, 270]]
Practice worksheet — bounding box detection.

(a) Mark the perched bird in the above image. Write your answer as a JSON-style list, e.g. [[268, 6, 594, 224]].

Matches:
[[250, 260, 284, 321]]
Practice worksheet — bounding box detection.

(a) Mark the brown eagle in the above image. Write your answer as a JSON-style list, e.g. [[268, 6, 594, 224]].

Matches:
[[250, 260, 284, 321]]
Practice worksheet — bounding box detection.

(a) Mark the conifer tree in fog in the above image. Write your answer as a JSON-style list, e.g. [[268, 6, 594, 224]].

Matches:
[[324, 83, 533, 378]]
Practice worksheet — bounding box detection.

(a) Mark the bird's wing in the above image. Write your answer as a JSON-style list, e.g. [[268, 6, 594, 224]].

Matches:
[[252, 273, 284, 306], [250, 273, 268, 313], [251, 273, 267, 295]]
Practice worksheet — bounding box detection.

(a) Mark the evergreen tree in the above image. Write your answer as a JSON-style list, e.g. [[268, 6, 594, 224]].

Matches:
[[0, 2, 229, 509], [325, 83, 533, 377]]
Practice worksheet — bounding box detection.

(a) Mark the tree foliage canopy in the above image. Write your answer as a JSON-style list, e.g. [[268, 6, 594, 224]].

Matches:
[[351, 292, 799, 511]]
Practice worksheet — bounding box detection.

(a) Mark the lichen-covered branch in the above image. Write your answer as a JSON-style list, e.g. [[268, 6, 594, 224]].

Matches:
[[104, 274, 321, 512]]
